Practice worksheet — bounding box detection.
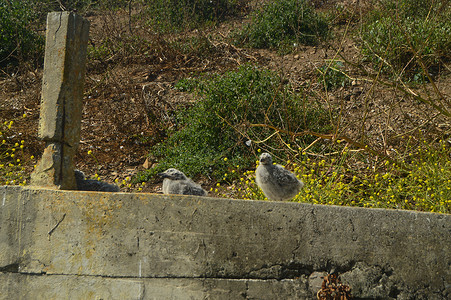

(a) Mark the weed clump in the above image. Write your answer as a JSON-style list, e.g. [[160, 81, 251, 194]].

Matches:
[[360, 0, 451, 80], [317, 60, 351, 91], [144, 0, 246, 32], [137, 64, 330, 181], [0, 116, 35, 186], [227, 139, 451, 214], [234, 0, 329, 52]]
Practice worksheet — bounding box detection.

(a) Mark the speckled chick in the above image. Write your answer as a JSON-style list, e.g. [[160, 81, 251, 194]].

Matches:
[[158, 168, 207, 196], [75, 169, 120, 192], [255, 153, 304, 201]]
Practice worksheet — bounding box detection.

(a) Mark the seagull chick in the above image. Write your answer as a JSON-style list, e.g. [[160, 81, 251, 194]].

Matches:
[[158, 168, 207, 196], [75, 169, 120, 192], [256, 153, 304, 201]]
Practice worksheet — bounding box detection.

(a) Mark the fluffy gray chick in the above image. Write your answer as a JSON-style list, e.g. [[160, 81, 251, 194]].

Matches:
[[256, 152, 304, 201], [75, 169, 120, 192], [158, 168, 207, 196]]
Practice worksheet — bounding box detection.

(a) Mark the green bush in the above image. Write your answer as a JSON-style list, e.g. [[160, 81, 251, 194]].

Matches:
[[137, 65, 331, 181], [0, 0, 44, 69], [234, 0, 329, 51], [144, 0, 245, 32], [38, 0, 130, 12], [360, 0, 451, 79]]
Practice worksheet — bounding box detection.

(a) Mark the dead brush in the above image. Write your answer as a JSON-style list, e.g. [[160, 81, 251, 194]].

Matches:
[[317, 272, 352, 300]]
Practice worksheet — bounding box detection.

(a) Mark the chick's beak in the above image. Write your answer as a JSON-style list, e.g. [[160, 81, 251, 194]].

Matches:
[[158, 172, 168, 178]]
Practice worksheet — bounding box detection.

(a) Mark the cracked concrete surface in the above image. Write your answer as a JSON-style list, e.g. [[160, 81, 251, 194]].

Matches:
[[1, 186, 450, 299]]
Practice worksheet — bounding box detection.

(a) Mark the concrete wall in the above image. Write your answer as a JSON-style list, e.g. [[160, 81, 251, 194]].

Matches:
[[0, 186, 449, 299]]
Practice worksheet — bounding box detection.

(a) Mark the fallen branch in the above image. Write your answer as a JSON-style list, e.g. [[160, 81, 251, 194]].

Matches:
[[249, 123, 406, 169]]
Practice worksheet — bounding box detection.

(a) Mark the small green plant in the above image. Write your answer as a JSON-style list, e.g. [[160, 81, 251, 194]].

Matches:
[[144, 0, 245, 32], [114, 176, 146, 192], [360, 0, 451, 79], [234, 0, 329, 52], [326, 2, 363, 25], [0, 116, 35, 186], [87, 35, 156, 73], [317, 60, 350, 90], [36, 0, 130, 12], [88, 39, 114, 61], [170, 35, 215, 59], [136, 64, 331, 182]]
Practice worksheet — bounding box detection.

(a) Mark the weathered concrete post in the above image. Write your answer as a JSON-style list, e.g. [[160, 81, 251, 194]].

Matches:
[[31, 12, 90, 189]]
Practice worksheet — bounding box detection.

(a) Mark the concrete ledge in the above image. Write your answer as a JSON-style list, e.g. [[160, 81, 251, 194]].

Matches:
[[1, 186, 450, 299], [0, 273, 310, 300]]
